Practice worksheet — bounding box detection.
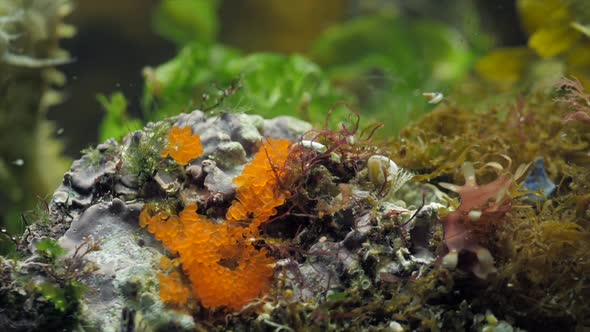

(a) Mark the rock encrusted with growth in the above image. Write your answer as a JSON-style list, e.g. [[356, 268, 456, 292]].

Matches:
[[28, 109, 428, 330], [47, 110, 314, 330], [6, 108, 553, 331]]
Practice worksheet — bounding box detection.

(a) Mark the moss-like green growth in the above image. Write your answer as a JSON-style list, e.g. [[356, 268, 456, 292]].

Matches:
[[79, 143, 120, 172], [485, 195, 590, 328], [121, 120, 177, 188], [97, 92, 142, 142], [384, 82, 590, 329], [79, 146, 104, 170], [389, 89, 590, 188]]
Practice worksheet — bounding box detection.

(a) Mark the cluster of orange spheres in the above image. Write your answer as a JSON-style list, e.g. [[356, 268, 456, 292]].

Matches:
[[141, 126, 293, 310]]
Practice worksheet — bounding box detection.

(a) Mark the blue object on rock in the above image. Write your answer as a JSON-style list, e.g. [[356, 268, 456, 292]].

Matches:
[[523, 158, 556, 201]]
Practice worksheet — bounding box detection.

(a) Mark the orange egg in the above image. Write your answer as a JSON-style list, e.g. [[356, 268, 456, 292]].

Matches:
[[161, 126, 204, 165]]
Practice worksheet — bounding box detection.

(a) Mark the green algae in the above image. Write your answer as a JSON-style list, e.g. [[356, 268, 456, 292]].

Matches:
[[121, 119, 177, 188], [487, 196, 590, 328], [389, 89, 589, 186], [98, 92, 142, 142], [379, 82, 590, 329]]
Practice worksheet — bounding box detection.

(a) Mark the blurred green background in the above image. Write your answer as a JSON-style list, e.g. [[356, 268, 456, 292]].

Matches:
[[52, 0, 497, 156]]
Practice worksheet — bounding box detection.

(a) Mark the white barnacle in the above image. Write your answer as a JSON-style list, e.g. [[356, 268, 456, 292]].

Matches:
[[368, 155, 398, 185], [468, 209, 482, 221], [295, 140, 327, 153], [367, 155, 413, 194]]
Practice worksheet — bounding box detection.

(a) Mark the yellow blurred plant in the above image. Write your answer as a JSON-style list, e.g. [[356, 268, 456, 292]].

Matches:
[[476, 0, 590, 89]]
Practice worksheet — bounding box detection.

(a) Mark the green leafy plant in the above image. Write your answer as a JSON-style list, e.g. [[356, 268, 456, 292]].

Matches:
[[121, 120, 176, 187], [142, 42, 241, 120], [94, 3, 484, 142], [143, 43, 351, 125], [310, 14, 477, 133], [98, 92, 142, 142], [220, 53, 351, 123], [37, 280, 86, 312], [31, 237, 99, 314], [36, 238, 66, 260]]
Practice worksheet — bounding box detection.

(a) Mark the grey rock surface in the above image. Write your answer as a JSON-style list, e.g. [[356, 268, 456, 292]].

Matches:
[[264, 116, 313, 141], [58, 199, 195, 331], [42, 110, 313, 329]]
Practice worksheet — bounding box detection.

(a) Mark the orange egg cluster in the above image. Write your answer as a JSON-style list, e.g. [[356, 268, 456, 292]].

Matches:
[[140, 204, 274, 310], [157, 257, 191, 306], [158, 270, 191, 306], [160, 126, 204, 165], [141, 138, 293, 310], [226, 138, 293, 232]]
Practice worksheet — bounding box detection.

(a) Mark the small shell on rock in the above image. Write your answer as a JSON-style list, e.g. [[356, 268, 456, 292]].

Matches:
[[367, 155, 413, 195], [294, 140, 327, 153], [367, 155, 399, 186], [154, 171, 179, 194]]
